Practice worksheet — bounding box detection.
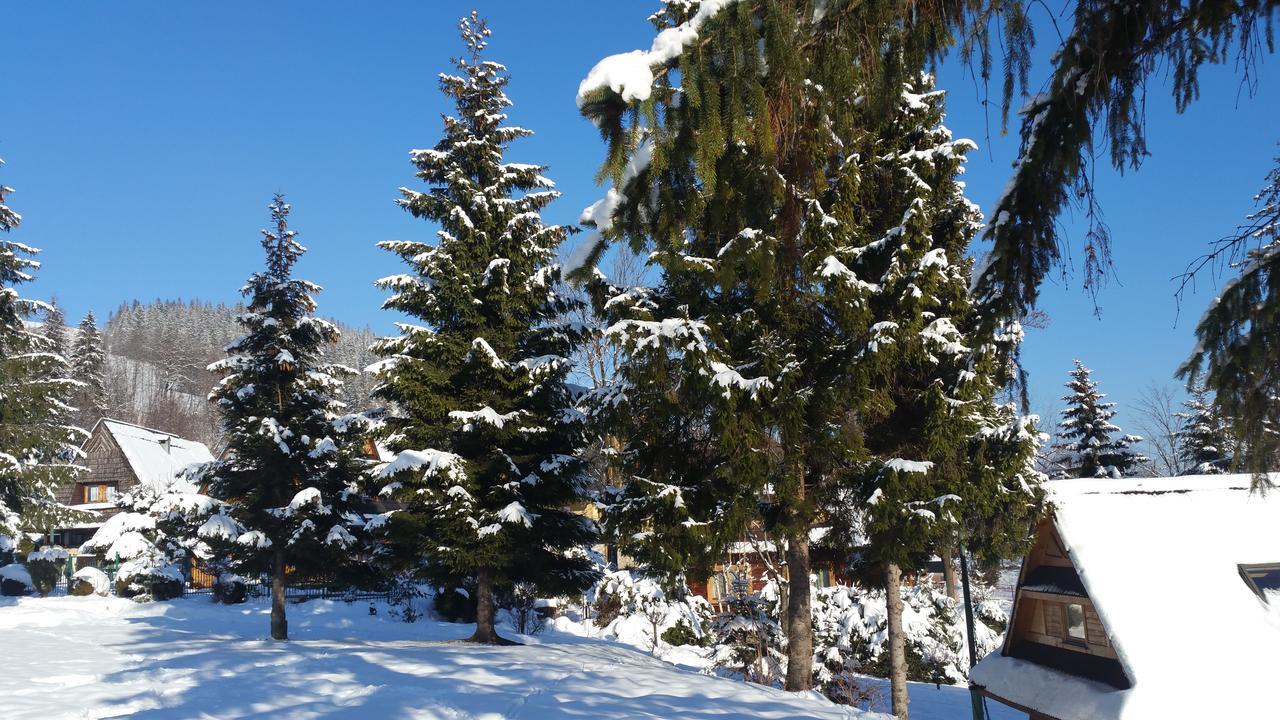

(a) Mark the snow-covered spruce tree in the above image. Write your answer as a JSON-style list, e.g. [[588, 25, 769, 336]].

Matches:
[[818, 78, 1046, 717], [71, 311, 109, 430], [43, 302, 69, 360], [195, 195, 372, 640], [1049, 360, 1145, 478], [577, 1, 886, 691], [1182, 155, 1280, 486], [0, 156, 87, 541], [577, 7, 1045, 704], [369, 14, 596, 644], [1173, 383, 1232, 475]]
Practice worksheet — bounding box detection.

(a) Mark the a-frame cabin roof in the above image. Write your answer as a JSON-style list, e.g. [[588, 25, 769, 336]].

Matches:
[[970, 473, 1280, 720]]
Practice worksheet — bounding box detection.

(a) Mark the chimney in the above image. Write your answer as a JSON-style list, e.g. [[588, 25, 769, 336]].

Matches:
[[159, 437, 171, 454]]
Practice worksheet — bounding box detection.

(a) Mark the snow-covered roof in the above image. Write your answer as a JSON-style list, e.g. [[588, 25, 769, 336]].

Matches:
[[971, 473, 1280, 719], [94, 419, 214, 491]]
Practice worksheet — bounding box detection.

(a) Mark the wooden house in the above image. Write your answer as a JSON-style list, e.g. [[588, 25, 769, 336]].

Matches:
[[969, 474, 1280, 720], [52, 418, 214, 549]]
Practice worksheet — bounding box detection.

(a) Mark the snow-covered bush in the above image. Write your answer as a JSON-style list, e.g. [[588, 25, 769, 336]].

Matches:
[[711, 576, 786, 685], [386, 575, 430, 623], [499, 582, 547, 636], [26, 546, 69, 597], [81, 478, 230, 602], [70, 566, 111, 597], [591, 571, 712, 652], [213, 573, 248, 604], [0, 563, 33, 596], [810, 581, 1003, 696], [433, 585, 476, 623]]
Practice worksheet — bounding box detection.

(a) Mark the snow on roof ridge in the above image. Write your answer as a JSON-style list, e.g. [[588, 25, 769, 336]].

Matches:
[[94, 417, 214, 492], [1046, 472, 1262, 498], [100, 417, 187, 440]]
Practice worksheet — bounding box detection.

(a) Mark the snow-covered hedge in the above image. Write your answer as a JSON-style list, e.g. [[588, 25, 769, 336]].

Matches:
[[26, 546, 69, 597], [590, 571, 713, 651], [581, 570, 1003, 702], [0, 563, 33, 596]]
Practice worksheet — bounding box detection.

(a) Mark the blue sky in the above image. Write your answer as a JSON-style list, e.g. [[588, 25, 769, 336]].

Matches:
[[5, 1, 1278, 437]]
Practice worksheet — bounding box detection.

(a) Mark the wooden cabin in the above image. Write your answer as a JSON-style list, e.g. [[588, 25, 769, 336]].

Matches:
[[970, 474, 1280, 720], [52, 418, 214, 549]]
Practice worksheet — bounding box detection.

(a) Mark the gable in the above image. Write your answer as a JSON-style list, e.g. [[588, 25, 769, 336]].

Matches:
[[1003, 519, 1129, 689], [973, 473, 1280, 720]]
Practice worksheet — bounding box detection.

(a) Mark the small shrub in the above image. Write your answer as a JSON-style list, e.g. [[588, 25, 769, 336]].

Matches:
[[213, 574, 248, 604], [0, 564, 33, 596], [592, 591, 622, 628], [26, 547, 69, 597], [388, 575, 427, 623], [660, 618, 707, 647], [498, 582, 546, 636], [433, 585, 476, 623], [70, 567, 111, 597]]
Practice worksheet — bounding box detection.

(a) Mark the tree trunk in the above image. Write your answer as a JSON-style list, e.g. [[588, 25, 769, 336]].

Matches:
[[783, 530, 813, 691], [885, 561, 909, 719], [468, 566, 513, 644], [942, 546, 961, 601], [270, 549, 287, 641]]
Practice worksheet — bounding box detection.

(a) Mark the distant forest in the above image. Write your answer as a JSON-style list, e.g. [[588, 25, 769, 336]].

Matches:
[[102, 299, 378, 451]]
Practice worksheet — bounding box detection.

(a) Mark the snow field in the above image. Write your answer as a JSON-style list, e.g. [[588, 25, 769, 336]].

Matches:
[[0, 595, 1028, 719]]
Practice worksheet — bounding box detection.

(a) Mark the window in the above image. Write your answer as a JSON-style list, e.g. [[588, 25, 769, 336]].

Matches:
[[84, 484, 115, 503], [814, 567, 833, 589], [710, 572, 729, 601], [1240, 564, 1280, 603], [1065, 603, 1088, 641]]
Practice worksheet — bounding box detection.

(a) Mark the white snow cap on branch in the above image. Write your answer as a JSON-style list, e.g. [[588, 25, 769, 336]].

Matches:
[[576, 0, 743, 107], [376, 448, 467, 483], [884, 459, 933, 474]]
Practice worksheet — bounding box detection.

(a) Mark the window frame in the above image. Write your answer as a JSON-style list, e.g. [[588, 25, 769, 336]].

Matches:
[[1239, 563, 1280, 603], [1063, 602, 1088, 644]]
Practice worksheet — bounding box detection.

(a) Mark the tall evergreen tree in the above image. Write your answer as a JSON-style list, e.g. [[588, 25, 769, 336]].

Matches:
[[1173, 383, 1233, 475], [0, 156, 86, 540], [44, 302, 69, 359], [1049, 360, 1145, 478], [1182, 155, 1280, 485], [196, 195, 371, 640], [577, 5, 1045, 709], [369, 13, 597, 644], [71, 311, 109, 430]]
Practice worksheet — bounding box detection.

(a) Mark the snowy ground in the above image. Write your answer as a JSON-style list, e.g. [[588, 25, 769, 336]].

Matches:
[[0, 596, 1022, 719]]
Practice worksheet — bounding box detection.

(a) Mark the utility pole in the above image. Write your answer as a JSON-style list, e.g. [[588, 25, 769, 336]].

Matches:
[[959, 543, 986, 720]]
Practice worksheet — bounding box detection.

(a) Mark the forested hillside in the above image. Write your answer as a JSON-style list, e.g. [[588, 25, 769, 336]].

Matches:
[[100, 299, 378, 450]]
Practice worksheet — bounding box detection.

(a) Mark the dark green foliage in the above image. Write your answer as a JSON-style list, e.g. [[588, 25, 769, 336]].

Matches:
[[115, 575, 183, 602], [433, 585, 478, 624], [968, 0, 1279, 321], [592, 590, 623, 628], [661, 618, 709, 647], [1, 575, 30, 596], [25, 551, 65, 597], [1182, 156, 1280, 487], [196, 195, 372, 602], [213, 575, 248, 604], [0, 156, 87, 539], [1172, 383, 1234, 475], [370, 14, 598, 627], [1049, 360, 1146, 479], [71, 312, 109, 430]]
